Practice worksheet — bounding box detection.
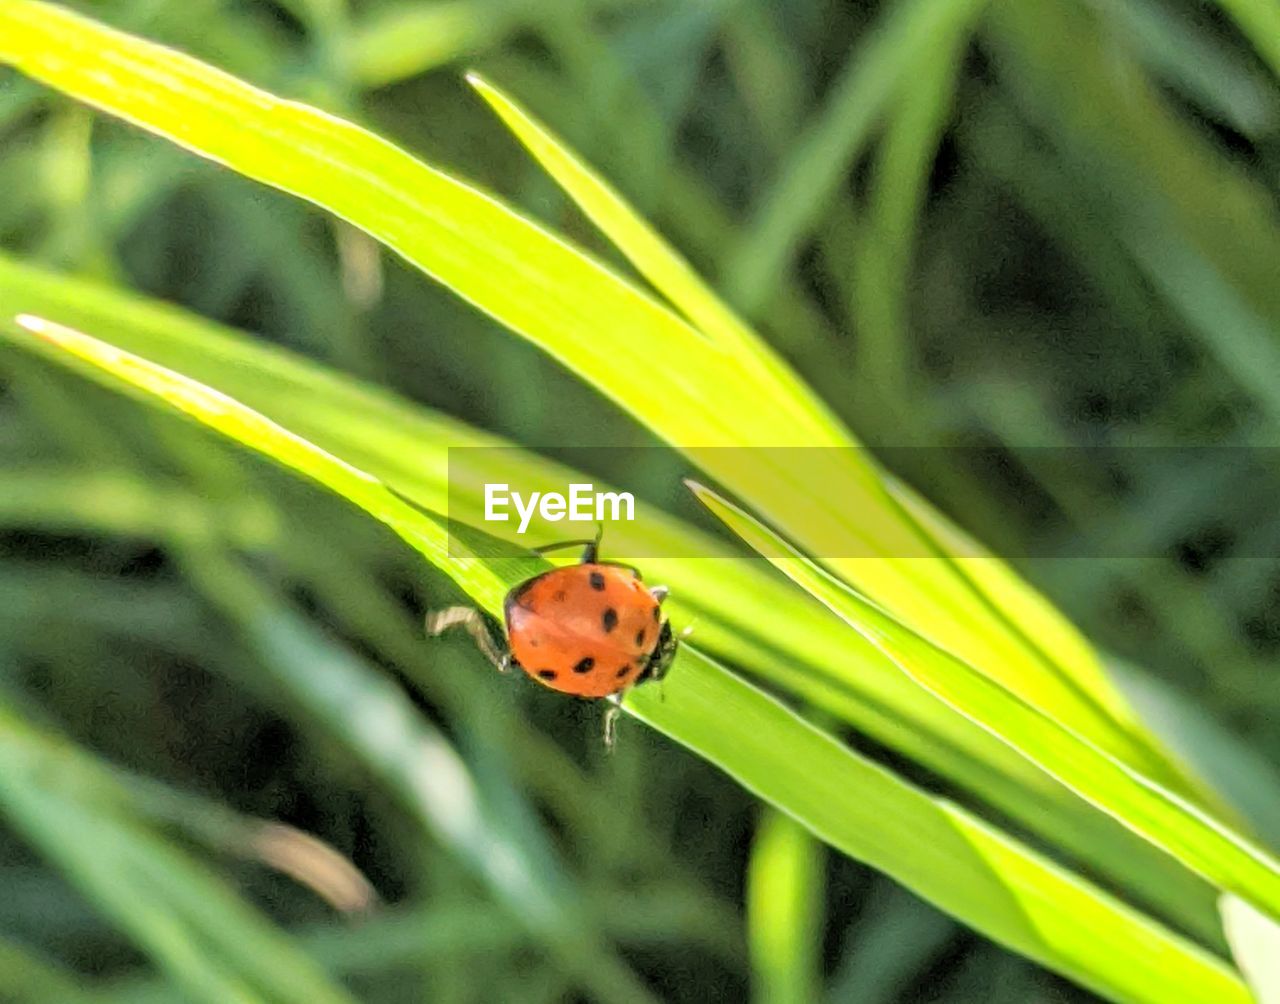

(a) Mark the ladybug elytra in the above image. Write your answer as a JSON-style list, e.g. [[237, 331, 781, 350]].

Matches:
[[426, 527, 677, 743]]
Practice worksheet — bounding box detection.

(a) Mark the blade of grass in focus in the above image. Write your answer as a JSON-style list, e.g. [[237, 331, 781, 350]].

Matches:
[[625, 650, 1247, 1004], [0, 1, 1187, 796], [5, 315, 509, 611], [0, 317, 1249, 1002], [1222, 894, 1280, 1004], [455, 74, 1191, 796], [0, 259, 1229, 947], [692, 481, 1280, 922]]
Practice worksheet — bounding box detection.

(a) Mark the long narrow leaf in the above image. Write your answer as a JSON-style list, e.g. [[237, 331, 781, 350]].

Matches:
[[0, 257, 1223, 942], [720, 0, 987, 314], [691, 481, 1280, 923], [7, 314, 506, 611], [748, 810, 823, 1004], [0, 316, 1248, 1003], [1222, 893, 1280, 1004], [0, 708, 356, 1004], [626, 650, 1246, 1004], [0, 1, 1175, 784], [0, 259, 1224, 944]]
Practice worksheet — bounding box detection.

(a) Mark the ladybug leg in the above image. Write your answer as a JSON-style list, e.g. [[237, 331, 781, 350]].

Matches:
[[660, 625, 694, 700], [602, 693, 625, 750], [424, 606, 511, 673]]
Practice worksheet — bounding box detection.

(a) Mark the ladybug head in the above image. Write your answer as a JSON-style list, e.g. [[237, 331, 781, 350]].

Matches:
[[641, 617, 679, 684]]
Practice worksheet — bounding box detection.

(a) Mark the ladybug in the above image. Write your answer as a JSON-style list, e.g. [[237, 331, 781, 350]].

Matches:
[[426, 527, 678, 743]]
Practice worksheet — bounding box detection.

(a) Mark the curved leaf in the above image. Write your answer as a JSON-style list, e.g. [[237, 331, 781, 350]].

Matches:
[[0, 315, 1248, 1003]]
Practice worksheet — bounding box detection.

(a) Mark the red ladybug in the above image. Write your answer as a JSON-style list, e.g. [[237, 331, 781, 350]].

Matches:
[[426, 528, 677, 742]]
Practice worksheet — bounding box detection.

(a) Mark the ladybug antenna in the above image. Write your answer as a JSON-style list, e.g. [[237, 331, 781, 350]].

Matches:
[[586, 521, 604, 564], [530, 537, 596, 556], [530, 522, 605, 564]]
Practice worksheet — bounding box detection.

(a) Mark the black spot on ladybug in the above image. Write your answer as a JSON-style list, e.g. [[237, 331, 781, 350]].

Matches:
[[573, 656, 595, 674], [602, 608, 618, 633], [635, 628, 646, 647], [553, 589, 568, 602], [616, 664, 630, 678], [589, 571, 606, 591], [537, 668, 557, 680], [652, 606, 661, 622], [530, 638, 540, 647]]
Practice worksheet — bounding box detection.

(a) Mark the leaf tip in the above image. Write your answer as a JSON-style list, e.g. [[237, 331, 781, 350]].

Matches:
[[14, 314, 83, 350], [683, 477, 710, 499], [684, 479, 733, 517], [14, 313, 52, 337]]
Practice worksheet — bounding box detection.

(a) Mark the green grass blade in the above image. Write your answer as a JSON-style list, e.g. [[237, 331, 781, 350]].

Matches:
[[850, 22, 965, 400], [1113, 0, 1276, 138], [0, 0, 1179, 789], [466, 71, 738, 342], [467, 75, 773, 358], [0, 0, 806, 446], [458, 69, 1175, 790], [465, 71, 853, 462], [1222, 893, 1280, 1004], [0, 939, 93, 1003], [4, 313, 509, 613], [0, 258, 1226, 946], [627, 649, 1247, 1004], [1209, 0, 1280, 79], [1111, 658, 1280, 848], [692, 481, 1280, 923], [747, 810, 823, 1004], [0, 708, 356, 1004], [720, 0, 987, 315], [0, 311, 1248, 1002]]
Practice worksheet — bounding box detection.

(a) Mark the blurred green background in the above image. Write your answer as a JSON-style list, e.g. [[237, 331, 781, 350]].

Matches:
[[3, 0, 1280, 1000]]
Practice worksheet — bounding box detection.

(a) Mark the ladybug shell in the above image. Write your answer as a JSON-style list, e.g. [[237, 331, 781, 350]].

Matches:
[[504, 563, 662, 698]]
